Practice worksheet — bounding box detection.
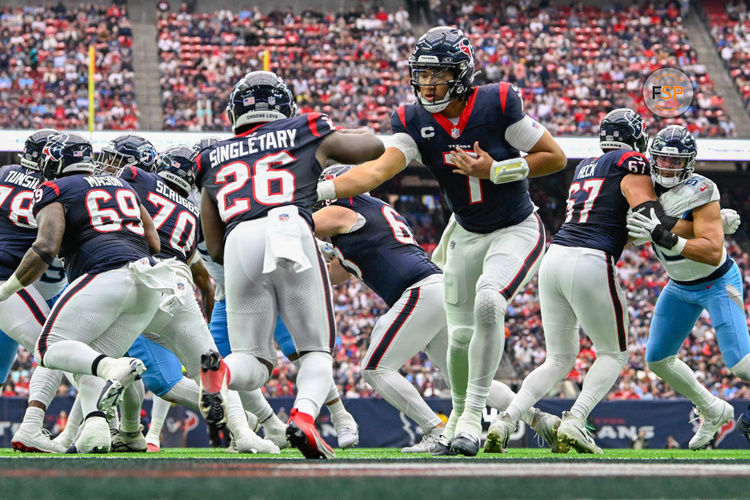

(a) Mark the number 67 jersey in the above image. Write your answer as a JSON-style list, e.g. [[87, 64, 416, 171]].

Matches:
[[195, 113, 334, 231], [553, 149, 651, 260]]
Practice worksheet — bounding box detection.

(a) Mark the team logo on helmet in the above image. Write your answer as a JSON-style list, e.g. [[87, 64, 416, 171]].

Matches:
[[42, 133, 69, 161], [458, 39, 472, 57], [138, 144, 157, 167]]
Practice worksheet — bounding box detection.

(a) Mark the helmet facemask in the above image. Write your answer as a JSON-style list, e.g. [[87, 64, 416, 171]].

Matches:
[[409, 61, 472, 114], [94, 147, 135, 175], [650, 151, 695, 188]]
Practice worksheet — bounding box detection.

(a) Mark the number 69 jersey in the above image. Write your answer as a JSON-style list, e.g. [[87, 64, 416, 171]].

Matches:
[[119, 166, 200, 264], [553, 150, 651, 260], [0, 164, 40, 281], [195, 113, 334, 235], [33, 175, 151, 281]]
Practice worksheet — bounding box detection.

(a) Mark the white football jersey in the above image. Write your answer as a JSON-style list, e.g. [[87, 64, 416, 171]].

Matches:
[[655, 174, 725, 282], [32, 257, 68, 301]]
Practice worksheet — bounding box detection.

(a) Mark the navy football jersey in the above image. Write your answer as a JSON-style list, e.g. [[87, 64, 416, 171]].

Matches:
[[195, 113, 334, 236], [329, 195, 441, 307], [33, 174, 151, 281], [120, 166, 200, 264], [0, 165, 41, 280], [391, 83, 535, 233], [553, 150, 651, 259]]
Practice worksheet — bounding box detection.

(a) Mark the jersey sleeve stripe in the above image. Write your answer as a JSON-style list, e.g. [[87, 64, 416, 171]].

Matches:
[[397, 105, 407, 128], [616, 151, 647, 168], [41, 181, 60, 196], [308, 112, 322, 137], [499, 82, 511, 114], [364, 287, 420, 370]]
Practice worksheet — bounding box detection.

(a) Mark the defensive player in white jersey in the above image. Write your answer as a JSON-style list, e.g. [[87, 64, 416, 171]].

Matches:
[[627, 125, 749, 449], [316, 27, 566, 455]]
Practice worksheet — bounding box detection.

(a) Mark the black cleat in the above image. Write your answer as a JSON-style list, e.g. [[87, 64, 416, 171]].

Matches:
[[450, 432, 480, 457], [737, 405, 750, 445], [430, 435, 457, 456], [199, 350, 229, 430]]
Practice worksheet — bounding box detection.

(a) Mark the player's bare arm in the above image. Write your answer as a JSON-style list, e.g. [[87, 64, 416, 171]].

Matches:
[[312, 205, 360, 238], [200, 188, 225, 264], [322, 148, 407, 200], [621, 173, 658, 208], [677, 201, 724, 266], [327, 256, 352, 286], [8, 202, 65, 289], [140, 203, 160, 255], [316, 130, 385, 166], [190, 252, 215, 318]]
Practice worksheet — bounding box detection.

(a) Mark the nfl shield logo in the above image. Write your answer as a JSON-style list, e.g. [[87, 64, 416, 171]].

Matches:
[[268, 96, 276, 106], [451, 128, 460, 139], [279, 213, 289, 222]]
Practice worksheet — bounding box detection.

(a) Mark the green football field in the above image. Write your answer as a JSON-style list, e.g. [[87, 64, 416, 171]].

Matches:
[[2, 448, 750, 499]]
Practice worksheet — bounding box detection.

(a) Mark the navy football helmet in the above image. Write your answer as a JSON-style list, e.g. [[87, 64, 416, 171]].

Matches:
[[40, 132, 95, 180], [156, 145, 196, 196], [409, 26, 476, 113], [649, 125, 697, 188], [314, 164, 355, 210], [191, 136, 221, 160], [20, 129, 59, 171], [226, 71, 297, 133], [95, 134, 158, 174], [599, 108, 648, 154]]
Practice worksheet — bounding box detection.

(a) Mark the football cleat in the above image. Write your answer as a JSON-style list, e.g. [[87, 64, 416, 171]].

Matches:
[[232, 430, 281, 454], [97, 357, 146, 415], [529, 408, 567, 453], [333, 412, 359, 449], [111, 425, 147, 452], [12, 425, 66, 453], [286, 408, 335, 459], [199, 350, 230, 430], [429, 435, 457, 456], [262, 417, 290, 449], [689, 400, 734, 450], [70, 416, 111, 454], [736, 405, 750, 445], [450, 432, 481, 457], [52, 422, 80, 450], [146, 442, 161, 452], [484, 412, 514, 454], [402, 426, 442, 453], [557, 411, 602, 454]]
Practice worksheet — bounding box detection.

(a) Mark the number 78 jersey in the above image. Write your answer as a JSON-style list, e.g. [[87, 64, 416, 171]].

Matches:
[[552, 149, 651, 260], [195, 113, 335, 235]]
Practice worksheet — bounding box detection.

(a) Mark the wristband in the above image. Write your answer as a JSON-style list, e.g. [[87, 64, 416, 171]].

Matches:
[[672, 236, 687, 254], [0, 274, 23, 301], [316, 179, 336, 201], [490, 157, 529, 184]]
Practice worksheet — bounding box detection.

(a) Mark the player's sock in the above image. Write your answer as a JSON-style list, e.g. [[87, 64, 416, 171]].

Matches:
[[363, 367, 442, 431], [43, 340, 103, 375], [648, 355, 715, 411], [120, 379, 144, 433], [487, 380, 536, 427], [447, 336, 469, 427], [146, 396, 171, 445], [238, 389, 275, 422], [293, 351, 333, 418], [54, 396, 83, 446], [223, 352, 268, 391], [28, 367, 63, 410], [226, 390, 253, 436], [454, 406, 483, 437], [163, 377, 201, 411], [570, 351, 627, 420], [22, 406, 45, 428], [75, 373, 106, 416], [506, 353, 576, 423]]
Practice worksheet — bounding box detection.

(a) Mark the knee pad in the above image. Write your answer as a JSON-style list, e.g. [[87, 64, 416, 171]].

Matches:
[[729, 354, 750, 383], [474, 285, 507, 327], [546, 353, 577, 373], [598, 351, 628, 367], [449, 327, 473, 346]]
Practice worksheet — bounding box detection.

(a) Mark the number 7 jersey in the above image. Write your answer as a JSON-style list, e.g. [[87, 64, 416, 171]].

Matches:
[[195, 113, 335, 235], [553, 149, 651, 260]]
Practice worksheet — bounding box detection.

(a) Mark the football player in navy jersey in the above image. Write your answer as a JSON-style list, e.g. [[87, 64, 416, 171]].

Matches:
[[0, 132, 179, 453], [316, 27, 566, 456], [95, 134, 159, 174], [314, 165, 561, 454], [196, 71, 384, 459], [485, 109, 691, 454]]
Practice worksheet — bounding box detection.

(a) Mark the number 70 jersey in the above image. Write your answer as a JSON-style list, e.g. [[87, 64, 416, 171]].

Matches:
[[552, 149, 652, 260], [195, 113, 335, 235]]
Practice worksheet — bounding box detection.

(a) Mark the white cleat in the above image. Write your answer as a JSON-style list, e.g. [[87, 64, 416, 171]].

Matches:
[[334, 412, 359, 449], [12, 425, 66, 453], [402, 426, 442, 453], [97, 357, 146, 415], [529, 408, 567, 453], [52, 422, 80, 450], [689, 400, 735, 450], [484, 412, 514, 453], [111, 425, 147, 452], [263, 420, 290, 450], [72, 416, 111, 454], [557, 411, 602, 454], [233, 430, 281, 454]]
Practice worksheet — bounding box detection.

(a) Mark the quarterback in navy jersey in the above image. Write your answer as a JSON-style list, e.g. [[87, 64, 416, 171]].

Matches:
[[0, 132, 174, 453], [196, 70, 383, 459], [314, 165, 560, 454], [316, 26, 566, 456], [487, 109, 689, 454]]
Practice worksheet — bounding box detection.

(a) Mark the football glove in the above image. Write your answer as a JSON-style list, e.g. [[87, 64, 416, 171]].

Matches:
[[721, 208, 741, 235], [627, 209, 686, 252], [316, 239, 335, 263]]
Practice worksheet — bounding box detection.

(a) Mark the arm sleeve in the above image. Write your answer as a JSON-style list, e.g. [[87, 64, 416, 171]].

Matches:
[[504, 115, 546, 153], [381, 133, 421, 164]]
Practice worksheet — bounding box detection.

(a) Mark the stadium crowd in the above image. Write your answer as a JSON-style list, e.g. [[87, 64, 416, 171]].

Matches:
[[0, 2, 137, 130], [157, 0, 735, 137], [705, 0, 750, 114]]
